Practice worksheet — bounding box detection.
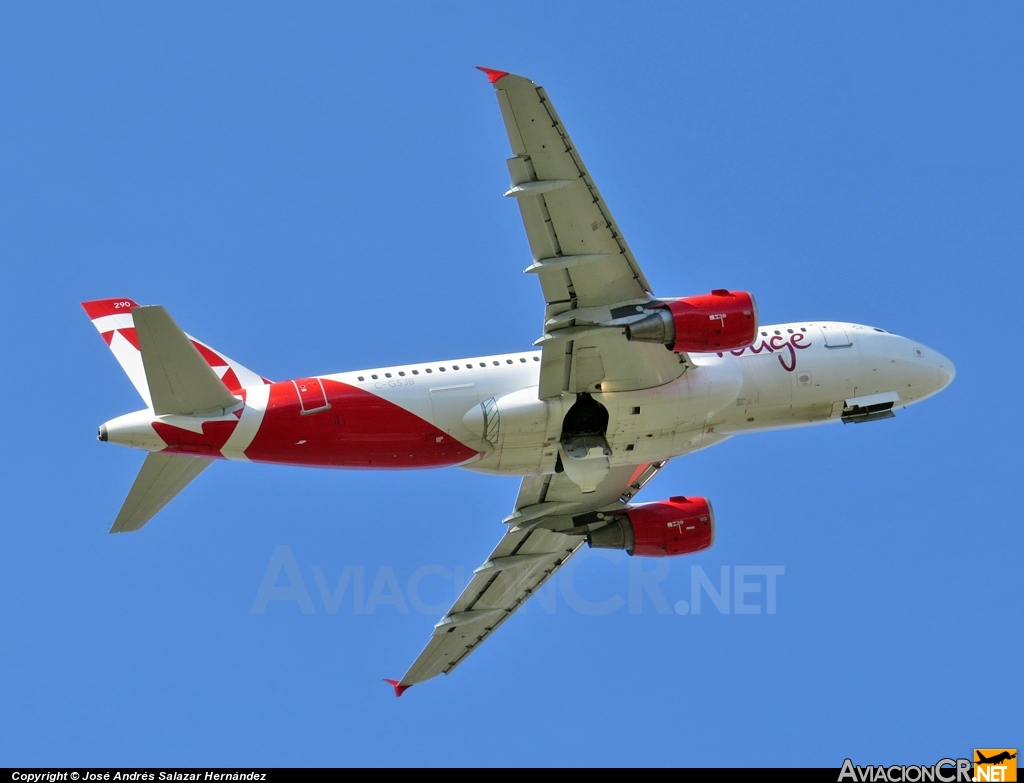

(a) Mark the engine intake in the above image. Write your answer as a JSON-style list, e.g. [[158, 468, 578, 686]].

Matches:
[[625, 290, 757, 353], [587, 496, 715, 557]]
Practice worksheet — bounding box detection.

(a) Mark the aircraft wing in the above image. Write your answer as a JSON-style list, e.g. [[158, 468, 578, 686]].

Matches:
[[391, 461, 666, 692], [480, 69, 687, 398]]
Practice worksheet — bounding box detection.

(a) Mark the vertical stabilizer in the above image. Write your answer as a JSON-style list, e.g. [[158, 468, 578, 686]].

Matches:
[[82, 299, 152, 405], [81, 298, 267, 407]]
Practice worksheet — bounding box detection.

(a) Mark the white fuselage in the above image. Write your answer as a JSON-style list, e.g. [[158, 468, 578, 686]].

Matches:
[[100, 321, 954, 473], [456, 320, 954, 474]]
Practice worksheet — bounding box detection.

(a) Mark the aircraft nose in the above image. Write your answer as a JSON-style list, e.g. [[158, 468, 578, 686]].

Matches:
[[897, 338, 955, 402], [935, 352, 955, 391], [915, 344, 955, 398]]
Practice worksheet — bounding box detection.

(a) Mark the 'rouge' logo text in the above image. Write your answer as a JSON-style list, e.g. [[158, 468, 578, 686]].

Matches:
[[717, 332, 811, 372]]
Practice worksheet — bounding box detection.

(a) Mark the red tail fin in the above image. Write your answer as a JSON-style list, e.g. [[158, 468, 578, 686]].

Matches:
[[82, 298, 268, 406]]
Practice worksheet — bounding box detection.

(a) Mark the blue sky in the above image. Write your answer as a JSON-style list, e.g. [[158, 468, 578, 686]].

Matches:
[[1, 1, 1021, 767]]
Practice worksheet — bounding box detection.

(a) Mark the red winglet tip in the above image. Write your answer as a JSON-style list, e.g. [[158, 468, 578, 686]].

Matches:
[[383, 678, 411, 697], [476, 66, 510, 84]]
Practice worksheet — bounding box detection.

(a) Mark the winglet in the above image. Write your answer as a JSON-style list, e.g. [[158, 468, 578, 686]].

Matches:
[[383, 678, 411, 698], [476, 66, 509, 84]]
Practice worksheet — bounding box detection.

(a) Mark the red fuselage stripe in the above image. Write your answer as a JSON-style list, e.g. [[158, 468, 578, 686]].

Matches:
[[153, 378, 477, 468], [242, 378, 478, 468]]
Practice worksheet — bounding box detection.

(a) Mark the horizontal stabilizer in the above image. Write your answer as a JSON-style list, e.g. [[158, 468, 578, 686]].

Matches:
[[111, 452, 213, 533], [133, 306, 239, 415]]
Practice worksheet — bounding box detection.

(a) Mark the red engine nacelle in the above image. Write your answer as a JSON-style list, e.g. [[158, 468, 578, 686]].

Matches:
[[586, 496, 715, 557], [625, 289, 757, 353]]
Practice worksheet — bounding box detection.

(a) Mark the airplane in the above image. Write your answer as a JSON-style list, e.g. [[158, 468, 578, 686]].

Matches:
[[83, 67, 955, 696], [976, 752, 1017, 765]]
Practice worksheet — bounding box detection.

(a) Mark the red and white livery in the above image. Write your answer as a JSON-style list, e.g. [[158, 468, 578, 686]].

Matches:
[[84, 69, 954, 695]]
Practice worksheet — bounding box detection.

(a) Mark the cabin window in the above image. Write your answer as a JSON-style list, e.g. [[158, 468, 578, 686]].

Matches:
[[399, 371, 405, 376], [412, 370, 419, 375], [358, 376, 364, 381], [425, 368, 433, 373], [371, 375, 378, 380], [533, 356, 540, 361], [385, 373, 392, 378], [439, 367, 446, 372], [519, 357, 527, 362], [506, 359, 513, 364]]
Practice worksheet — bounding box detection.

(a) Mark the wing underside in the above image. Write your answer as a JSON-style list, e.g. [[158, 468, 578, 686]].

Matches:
[[395, 461, 666, 688], [484, 70, 687, 398], [398, 525, 582, 685], [391, 70, 691, 692]]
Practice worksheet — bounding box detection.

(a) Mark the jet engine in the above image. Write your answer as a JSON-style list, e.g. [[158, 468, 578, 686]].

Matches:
[[586, 496, 715, 557], [625, 290, 757, 353]]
